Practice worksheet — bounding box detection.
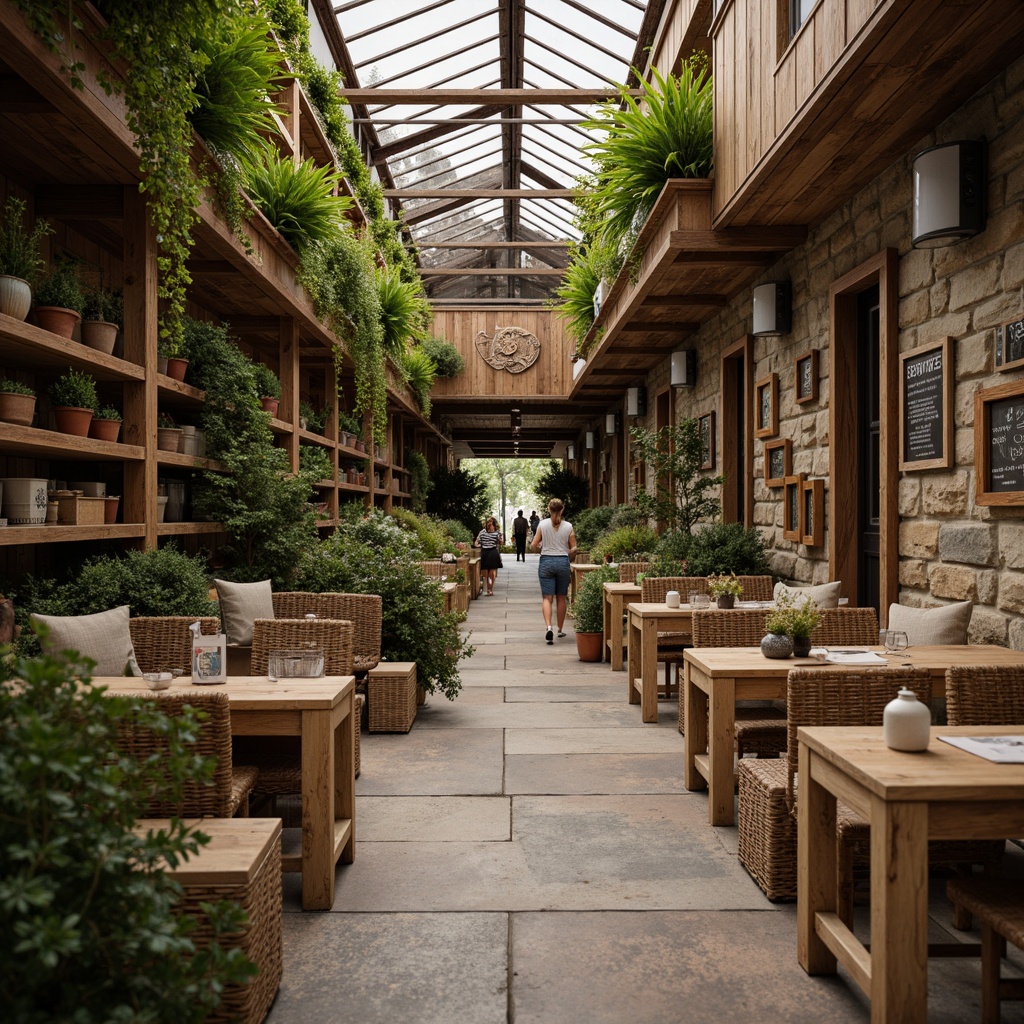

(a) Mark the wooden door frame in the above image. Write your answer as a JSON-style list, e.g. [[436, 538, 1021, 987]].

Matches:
[[720, 335, 755, 527], [828, 248, 899, 621]]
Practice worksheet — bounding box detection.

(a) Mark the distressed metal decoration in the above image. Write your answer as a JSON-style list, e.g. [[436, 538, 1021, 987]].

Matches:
[[475, 325, 541, 374]]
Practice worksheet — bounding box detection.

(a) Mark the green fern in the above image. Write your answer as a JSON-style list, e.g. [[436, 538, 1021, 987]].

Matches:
[[378, 269, 430, 359], [399, 346, 437, 417]]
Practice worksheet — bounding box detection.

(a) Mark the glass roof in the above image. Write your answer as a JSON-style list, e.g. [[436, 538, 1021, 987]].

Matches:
[[334, 0, 651, 302]]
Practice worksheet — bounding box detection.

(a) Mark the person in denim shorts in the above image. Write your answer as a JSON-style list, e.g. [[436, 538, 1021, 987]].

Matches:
[[530, 498, 577, 644]]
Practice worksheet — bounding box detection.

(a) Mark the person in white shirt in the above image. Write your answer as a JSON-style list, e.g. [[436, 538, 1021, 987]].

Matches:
[[529, 498, 577, 644]]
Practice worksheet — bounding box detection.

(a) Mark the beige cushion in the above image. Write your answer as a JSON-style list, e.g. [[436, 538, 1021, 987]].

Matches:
[[887, 601, 972, 645], [215, 578, 274, 645], [31, 604, 141, 676], [774, 580, 842, 609]]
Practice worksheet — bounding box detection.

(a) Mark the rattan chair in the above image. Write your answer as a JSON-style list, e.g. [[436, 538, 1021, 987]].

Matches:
[[129, 615, 220, 674], [810, 606, 880, 645], [118, 691, 257, 818], [639, 576, 693, 699], [271, 592, 382, 676], [617, 561, 649, 584], [946, 665, 1024, 725]]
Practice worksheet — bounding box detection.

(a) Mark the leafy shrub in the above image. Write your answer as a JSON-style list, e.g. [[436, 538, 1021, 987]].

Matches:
[[81, 286, 123, 326], [684, 522, 773, 577], [420, 337, 464, 378], [655, 528, 693, 563], [573, 564, 618, 633], [252, 362, 281, 400], [50, 366, 98, 409], [572, 504, 616, 549], [0, 378, 34, 396], [609, 504, 651, 530], [441, 518, 474, 545], [590, 524, 659, 564], [0, 195, 52, 282], [299, 443, 333, 482], [425, 465, 489, 535], [643, 556, 687, 578], [536, 461, 589, 521], [404, 448, 431, 513], [34, 254, 83, 312], [0, 648, 255, 1021], [390, 507, 448, 558]]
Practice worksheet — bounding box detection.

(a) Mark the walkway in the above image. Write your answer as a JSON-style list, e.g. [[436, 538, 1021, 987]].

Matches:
[[268, 557, 1019, 1023]]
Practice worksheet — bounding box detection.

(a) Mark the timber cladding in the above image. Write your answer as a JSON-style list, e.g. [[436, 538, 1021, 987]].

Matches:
[[428, 308, 574, 400]]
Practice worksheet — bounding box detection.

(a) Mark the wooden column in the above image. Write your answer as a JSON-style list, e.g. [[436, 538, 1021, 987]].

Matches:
[[279, 318, 300, 474]]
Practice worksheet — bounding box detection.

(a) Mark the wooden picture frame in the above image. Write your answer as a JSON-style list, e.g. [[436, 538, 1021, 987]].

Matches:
[[754, 373, 778, 438], [782, 473, 804, 541], [794, 349, 819, 404], [899, 337, 953, 471], [800, 478, 824, 547], [975, 377, 1024, 506], [764, 438, 791, 487], [995, 315, 1024, 373], [698, 411, 716, 470]]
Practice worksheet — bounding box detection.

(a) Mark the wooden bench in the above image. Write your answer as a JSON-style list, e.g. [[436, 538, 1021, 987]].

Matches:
[[136, 817, 283, 1024], [366, 661, 418, 732]]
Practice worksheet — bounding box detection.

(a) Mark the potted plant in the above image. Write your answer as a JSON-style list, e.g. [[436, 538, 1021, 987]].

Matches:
[[784, 596, 821, 658], [252, 362, 281, 416], [573, 564, 616, 661], [708, 572, 743, 609], [159, 338, 189, 382], [33, 254, 84, 338], [762, 596, 821, 659], [298, 399, 326, 436], [50, 367, 98, 436], [89, 404, 122, 443], [0, 377, 36, 426], [157, 411, 182, 453], [0, 196, 52, 321], [338, 410, 361, 449], [81, 285, 123, 354]]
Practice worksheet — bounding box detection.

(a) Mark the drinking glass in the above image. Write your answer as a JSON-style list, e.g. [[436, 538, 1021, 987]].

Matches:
[[884, 630, 909, 656]]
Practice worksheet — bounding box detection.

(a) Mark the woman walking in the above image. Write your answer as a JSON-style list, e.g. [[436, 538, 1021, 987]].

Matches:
[[530, 498, 577, 644], [474, 516, 504, 596]]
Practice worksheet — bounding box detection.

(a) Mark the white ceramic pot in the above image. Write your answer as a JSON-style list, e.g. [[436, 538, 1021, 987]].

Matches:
[[883, 687, 931, 751], [0, 274, 32, 321], [665, 590, 681, 608]]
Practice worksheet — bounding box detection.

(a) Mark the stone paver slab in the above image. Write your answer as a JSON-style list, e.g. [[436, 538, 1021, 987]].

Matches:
[[507, 753, 687, 794], [413, 701, 646, 730], [505, 726, 682, 754], [504, 684, 627, 702], [357, 796, 511, 841]]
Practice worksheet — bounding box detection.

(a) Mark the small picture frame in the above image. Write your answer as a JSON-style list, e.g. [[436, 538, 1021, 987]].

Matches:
[[800, 478, 824, 547], [764, 438, 791, 487], [754, 373, 778, 438], [698, 411, 716, 470], [794, 350, 819, 404], [995, 316, 1024, 373], [192, 633, 227, 685], [782, 473, 804, 541]]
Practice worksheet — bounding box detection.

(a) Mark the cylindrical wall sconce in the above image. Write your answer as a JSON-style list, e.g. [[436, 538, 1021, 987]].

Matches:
[[605, 413, 617, 435], [912, 139, 987, 248], [566, 444, 575, 461], [752, 282, 791, 337], [626, 386, 647, 417], [585, 431, 595, 449], [670, 349, 696, 387]]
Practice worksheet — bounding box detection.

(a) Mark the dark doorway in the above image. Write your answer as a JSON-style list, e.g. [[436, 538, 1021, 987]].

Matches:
[[856, 286, 881, 612], [720, 337, 753, 526]]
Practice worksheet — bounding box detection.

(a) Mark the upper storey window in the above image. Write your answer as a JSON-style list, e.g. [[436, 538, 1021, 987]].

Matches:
[[791, 0, 820, 37]]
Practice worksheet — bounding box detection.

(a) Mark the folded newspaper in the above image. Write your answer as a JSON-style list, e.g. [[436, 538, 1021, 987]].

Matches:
[[824, 650, 888, 665], [938, 735, 1024, 763]]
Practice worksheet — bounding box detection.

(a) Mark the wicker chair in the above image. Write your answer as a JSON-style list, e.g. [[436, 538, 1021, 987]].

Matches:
[[639, 577, 693, 698], [946, 665, 1024, 725], [271, 592, 382, 676], [118, 691, 257, 817], [129, 616, 221, 674], [810, 606, 880, 645], [572, 549, 589, 565], [617, 561, 649, 584]]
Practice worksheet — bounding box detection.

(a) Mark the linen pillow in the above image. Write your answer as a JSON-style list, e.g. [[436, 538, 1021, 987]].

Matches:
[[773, 580, 842, 609], [215, 578, 274, 645], [31, 604, 141, 676], [887, 601, 972, 645]]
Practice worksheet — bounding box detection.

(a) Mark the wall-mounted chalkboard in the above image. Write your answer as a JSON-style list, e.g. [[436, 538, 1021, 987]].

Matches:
[[976, 378, 1024, 506], [995, 316, 1024, 372], [899, 338, 953, 471]]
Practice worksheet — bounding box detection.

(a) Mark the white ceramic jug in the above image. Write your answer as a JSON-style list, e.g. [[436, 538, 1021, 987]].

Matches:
[[883, 687, 931, 751], [665, 590, 681, 608]]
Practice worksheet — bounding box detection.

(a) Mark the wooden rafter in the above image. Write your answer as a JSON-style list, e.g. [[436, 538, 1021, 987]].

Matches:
[[339, 88, 639, 103]]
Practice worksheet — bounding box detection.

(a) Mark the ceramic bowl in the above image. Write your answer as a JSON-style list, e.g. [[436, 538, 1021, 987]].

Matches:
[[142, 671, 173, 691]]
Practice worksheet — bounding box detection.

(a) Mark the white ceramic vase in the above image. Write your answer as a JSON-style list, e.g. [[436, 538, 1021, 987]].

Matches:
[[883, 687, 931, 751]]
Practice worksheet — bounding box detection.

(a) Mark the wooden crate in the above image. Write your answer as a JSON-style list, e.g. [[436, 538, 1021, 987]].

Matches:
[[367, 661, 417, 733], [56, 493, 106, 525]]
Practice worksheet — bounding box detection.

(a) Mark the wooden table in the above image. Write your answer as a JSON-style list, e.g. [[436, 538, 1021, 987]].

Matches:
[[603, 581, 641, 669], [797, 725, 1024, 1023], [98, 674, 356, 911], [626, 603, 695, 722], [683, 644, 1024, 826]]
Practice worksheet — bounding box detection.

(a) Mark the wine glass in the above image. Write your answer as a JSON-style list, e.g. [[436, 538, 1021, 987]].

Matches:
[[884, 630, 909, 656]]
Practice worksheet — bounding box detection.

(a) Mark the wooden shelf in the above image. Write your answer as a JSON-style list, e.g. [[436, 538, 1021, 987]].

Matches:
[[315, 518, 339, 528], [0, 423, 144, 462], [338, 442, 367, 459], [338, 481, 369, 494], [299, 428, 334, 448], [310, 478, 336, 489], [156, 451, 226, 472], [157, 376, 204, 402], [157, 521, 225, 536], [0, 523, 146, 545]]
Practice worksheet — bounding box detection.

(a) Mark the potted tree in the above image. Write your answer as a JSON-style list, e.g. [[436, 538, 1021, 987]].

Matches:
[[50, 367, 98, 437], [0, 377, 36, 426], [89, 404, 122, 443], [708, 572, 743, 609], [253, 362, 281, 416], [33, 255, 84, 339], [573, 564, 616, 661], [81, 285, 123, 354], [0, 196, 52, 321]]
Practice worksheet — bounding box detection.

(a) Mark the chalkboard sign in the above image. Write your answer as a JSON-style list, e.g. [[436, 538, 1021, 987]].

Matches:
[[899, 338, 953, 471], [995, 316, 1024, 372], [783, 473, 804, 541], [976, 378, 1024, 506], [794, 350, 819, 404]]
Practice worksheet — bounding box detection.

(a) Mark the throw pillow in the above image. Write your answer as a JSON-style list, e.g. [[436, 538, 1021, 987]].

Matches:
[[31, 604, 142, 676], [215, 578, 274, 646], [774, 580, 842, 609], [887, 601, 972, 645]]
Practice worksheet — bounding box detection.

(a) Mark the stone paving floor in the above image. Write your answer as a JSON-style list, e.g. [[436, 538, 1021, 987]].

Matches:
[[268, 556, 1024, 1023]]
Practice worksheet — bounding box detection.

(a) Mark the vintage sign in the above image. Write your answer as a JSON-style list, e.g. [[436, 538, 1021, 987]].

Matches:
[[475, 325, 541, 374]]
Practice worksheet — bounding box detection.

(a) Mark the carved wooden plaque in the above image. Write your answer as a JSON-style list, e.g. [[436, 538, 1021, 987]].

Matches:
[[475, 325, 541, 374]]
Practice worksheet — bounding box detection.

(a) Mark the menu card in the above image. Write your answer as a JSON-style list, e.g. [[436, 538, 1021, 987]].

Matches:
[[939, 735, 1024, 763], [825, 650, 887, 665]]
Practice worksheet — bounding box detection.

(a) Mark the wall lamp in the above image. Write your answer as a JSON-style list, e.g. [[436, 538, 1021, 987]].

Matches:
[[752, 282, 791, 337], [566, 444, 576, 461], [912, 139, 987, 248], [670, 349, 697, 387], [626, 386, 647, 417], [585, 431, 595, 450], [605, 412, 619, 436]]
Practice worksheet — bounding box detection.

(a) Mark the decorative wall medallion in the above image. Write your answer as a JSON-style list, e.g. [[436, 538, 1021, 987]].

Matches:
[[475, 325, 541, 374]]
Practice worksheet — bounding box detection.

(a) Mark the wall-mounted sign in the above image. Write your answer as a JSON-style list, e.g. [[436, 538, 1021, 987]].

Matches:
[[995, 316, 1024, 373], [899, 337, 953, 471], [976, 377, 1024, 506], [794, 350, 819, 404], [475, 325, 541, 374]]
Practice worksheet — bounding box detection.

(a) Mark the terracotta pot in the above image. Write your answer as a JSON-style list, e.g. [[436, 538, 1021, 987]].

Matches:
[[89, 417, 121, 442], [34, 305, 80, 339], [53, 406, 93, 437], [0, 274, 32, 321], [81, 319, 118, 355], [165, 357, 189, 382], [0, 391, 36, 426], [157, 427, 182, 453], [260, 396, 280, 416], [104, 495, 119, 524], [576, 630, 603, 662]]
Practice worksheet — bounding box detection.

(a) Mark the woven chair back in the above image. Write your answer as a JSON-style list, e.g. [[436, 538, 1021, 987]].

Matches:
[[946, 665, 1024, 725], [414, 561, 446, 580], [641, 577, 695, 602], [618, 561, 650, 583], [251, 618, 354, 676], [129, 616, 220, 674], [272, 592, 382, 673], [573, 549, 589, 565], [691, 608, 771, 647], [117, 691, 235, 817], [784, 667, 931, 807], [810, 607, 879, 646]]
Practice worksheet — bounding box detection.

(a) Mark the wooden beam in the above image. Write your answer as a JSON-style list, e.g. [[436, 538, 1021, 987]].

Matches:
[[35, 185, 124, 219], [0, 75, 55, 113], [374, 103, 509, 160], [420, 241, 572, 249], [386, 188, 579, 199], [641, 294, 728, 307], [418, 267, 565, 276], [668, 227, 809, 251], [620, 322, 700, 332], [340, 88, 639, 104]]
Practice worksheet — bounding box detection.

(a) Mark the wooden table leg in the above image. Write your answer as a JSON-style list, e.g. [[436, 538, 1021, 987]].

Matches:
[[627, 613, 640, 706], [641, 617, 658, 723], [301, 708, 334, 910], [336, 692, 355, 864], [684, 663, 708, 791], [798, 746, 838, 975], [610, 594, 624, 671], [707, 675, 736, 825]]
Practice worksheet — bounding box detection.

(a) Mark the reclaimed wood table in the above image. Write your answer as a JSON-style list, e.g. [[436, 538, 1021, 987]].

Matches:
[[603, 581, 641, 669], [98, 674, 356, 911], [626, 602, 695, 722], [797, 725, 1024, 1023], [683, 644, 1024, 826]]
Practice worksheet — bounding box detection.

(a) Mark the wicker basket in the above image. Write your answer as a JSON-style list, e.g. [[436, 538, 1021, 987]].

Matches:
[[55, 491, 106, 525], [367, 661, 417, 732]]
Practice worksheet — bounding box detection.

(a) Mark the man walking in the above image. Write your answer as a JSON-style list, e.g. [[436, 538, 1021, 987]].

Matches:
[[512, 509, 529, 562], [529, 509, 540, 539]]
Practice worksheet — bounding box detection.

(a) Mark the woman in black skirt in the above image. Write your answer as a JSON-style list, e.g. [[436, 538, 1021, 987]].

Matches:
[[474, 516, 504, 596]]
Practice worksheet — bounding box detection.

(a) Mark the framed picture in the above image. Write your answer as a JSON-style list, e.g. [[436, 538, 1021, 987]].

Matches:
[[764, 438, 791, 487], [995, 316, 1024, 373], [698, 411, 716, 470], [794, 349, 819, 404], [782, 473, 804, 541], [975, 377, 1024, 506], [899, 337, 953, 471], [754, 373, 778, 438], [801, 478, 824, 547]]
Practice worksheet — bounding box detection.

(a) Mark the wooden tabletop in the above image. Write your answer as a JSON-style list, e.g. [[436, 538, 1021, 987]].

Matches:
[[604, 582, 641, 594], [798, 725, 1024, 802], [94, 674, 355, 710]]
